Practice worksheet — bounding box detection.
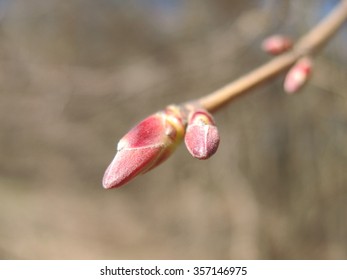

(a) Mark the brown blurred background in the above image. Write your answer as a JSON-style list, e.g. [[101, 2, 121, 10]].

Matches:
[[0, 0, 346, 259]]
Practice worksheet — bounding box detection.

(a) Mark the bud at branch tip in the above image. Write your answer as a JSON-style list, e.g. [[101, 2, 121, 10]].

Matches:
[[102, 105, 185, 189]]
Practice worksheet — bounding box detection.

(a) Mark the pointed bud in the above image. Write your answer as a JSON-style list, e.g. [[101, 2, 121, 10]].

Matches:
[[184, 109, 220, 160], [261, 35, 293, 55], [284, 57, 312, 94], [103, 106, 185, 189]]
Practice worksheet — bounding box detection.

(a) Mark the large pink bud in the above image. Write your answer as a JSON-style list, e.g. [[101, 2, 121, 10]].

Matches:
[[184, 109, 220, 160], [103, 106, 185, 189]]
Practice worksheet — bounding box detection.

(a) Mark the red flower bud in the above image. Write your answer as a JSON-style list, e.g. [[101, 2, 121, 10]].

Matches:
[[103, 106, 185, 189], [284, 57, 312, 94], [184, 109, 220, 160], [261, 35, 293, 55]]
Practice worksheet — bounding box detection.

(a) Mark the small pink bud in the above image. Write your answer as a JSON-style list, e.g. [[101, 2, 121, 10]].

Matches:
[[184, 109, 220, 160], [103, 106, 185, 189], [284, 57, 312, 94], [261, 35, 293, 55]]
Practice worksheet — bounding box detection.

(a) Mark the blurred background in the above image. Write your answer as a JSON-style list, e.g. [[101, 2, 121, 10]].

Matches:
[[0, 0, 346, 259]]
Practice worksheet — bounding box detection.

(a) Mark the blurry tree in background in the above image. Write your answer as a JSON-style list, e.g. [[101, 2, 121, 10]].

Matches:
[[0, 0, 346, 259]]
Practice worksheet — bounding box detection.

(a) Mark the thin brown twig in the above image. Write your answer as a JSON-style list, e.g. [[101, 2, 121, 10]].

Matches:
[[103, 0, 347, 189], [194, 0, 347, 113]]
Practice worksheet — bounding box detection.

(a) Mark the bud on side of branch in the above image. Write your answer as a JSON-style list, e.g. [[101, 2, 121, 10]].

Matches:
[[261, 35, 293, 55], [184, 109, 220, 160], [284, 57, 312, 94]]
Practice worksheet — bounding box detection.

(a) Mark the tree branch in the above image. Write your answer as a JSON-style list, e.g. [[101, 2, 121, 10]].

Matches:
[[103, 0, 347, 189], [195, 0, 347, 113]]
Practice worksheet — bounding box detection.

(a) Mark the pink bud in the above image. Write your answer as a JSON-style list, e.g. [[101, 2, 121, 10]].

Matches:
[[261, 35, 293, 55], [284, 57, 312, 94], [103, 106, 185, 189], [184, 109, 220, 160]]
